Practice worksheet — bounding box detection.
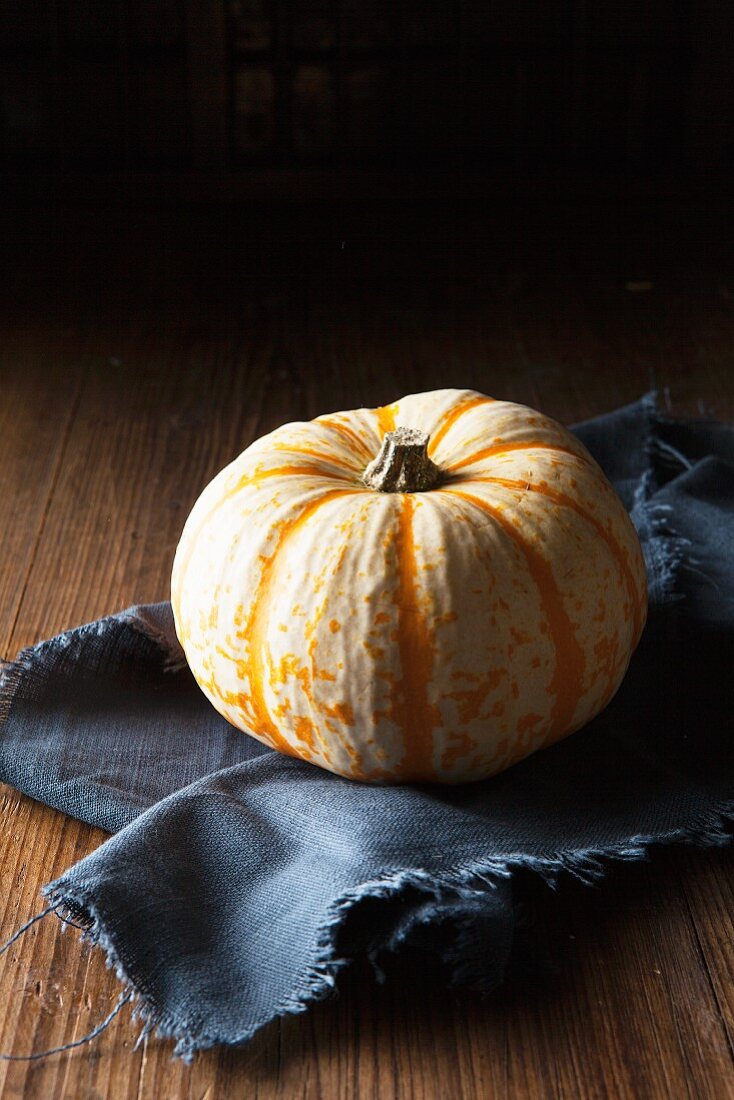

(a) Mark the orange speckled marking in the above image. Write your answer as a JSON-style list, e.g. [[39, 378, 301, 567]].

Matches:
[[214, 643, 247, 681], [427, 395, 497, 457], [391, 495, 441, 779], [236, 487, 359, 755], [517, 712, 543, 735], [293, 714, 317, 749], [470, 475, 646, 642], [329, 619, 341, 633], [443, 668, 504, 725], [593, 632, 621, 700], [447, 440, 589, 473], [438, 610, 458, 623], [376, 403, 397, 436], [321, 700, 356, 727], [441, 731, 476, 770], [447, 489, 586, 744], [269, 652, 310, 692]]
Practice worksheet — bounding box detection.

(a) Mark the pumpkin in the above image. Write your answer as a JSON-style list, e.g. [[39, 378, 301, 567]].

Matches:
[[171, 388, 647, 784]]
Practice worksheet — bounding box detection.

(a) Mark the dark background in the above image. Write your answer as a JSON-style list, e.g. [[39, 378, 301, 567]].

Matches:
[[1, 0, 733, 190], [1, 3, 732, 422], [1, 0, 733, 421]]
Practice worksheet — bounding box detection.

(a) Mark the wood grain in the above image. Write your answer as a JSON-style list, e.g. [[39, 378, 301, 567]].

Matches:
[[0, 202, 732, 1098]]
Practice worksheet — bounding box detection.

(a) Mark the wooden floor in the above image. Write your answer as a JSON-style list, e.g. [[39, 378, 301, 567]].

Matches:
[[0, 200, 733, 1099]]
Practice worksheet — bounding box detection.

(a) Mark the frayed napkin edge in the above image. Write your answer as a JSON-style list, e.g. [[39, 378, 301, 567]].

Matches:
[[0, 614, 124, 728], [117, 605, 188, 673], [0, 607, 185, 736], [631, 392, 704, 605], [42, 796, 734, 1061]]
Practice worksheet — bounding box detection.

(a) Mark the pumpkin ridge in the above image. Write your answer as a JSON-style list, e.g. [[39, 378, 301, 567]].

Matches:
[[446, 489, 587, 745], [300, 503, 371, 777], [234, 487, 360, 755], [173, 462, 352, 618], [468, 476, 647, 643], [447, 440, 590, 473], [391, 495, 441, 780], [432, 493, 529, 775], [427, 394, 498, 457]]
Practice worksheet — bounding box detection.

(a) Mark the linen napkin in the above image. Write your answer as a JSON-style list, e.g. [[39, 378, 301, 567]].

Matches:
[[1, 394, 733, 1059]]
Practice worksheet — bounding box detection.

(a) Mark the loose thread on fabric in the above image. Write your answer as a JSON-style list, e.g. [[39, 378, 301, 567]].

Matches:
[[0, 904, 133, 1061], [0, 991, 133, 1062], [0, 901, 62, 958], [55, 911, 87, 932]]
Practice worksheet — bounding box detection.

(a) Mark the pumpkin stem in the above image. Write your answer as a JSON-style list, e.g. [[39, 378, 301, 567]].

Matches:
[[363, 427, 442, 492]]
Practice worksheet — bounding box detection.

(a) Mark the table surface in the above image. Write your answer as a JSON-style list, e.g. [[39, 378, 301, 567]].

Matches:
[[1, 200, 733, 1099]]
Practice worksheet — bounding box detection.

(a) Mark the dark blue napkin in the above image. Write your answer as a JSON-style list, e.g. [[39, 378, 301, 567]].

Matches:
[[1, 394, 733, 1059]]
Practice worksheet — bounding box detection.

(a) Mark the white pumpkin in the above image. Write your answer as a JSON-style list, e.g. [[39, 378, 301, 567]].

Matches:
[[171, 388, 647, 783]]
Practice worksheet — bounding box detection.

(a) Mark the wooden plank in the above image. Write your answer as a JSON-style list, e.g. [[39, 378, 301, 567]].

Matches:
[[676, 849, 734, 1059], [0, 328, 86, 657], [0, 796, 129, 1099], [519, 858, 734, 1098]]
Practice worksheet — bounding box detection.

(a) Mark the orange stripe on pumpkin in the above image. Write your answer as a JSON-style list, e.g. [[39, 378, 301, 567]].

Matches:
[[391, 495, 441, 780], [427, 394, 497, 457], [446, 489, 586, 744], [468, 476, 647, 643], [317, 417, 374, 462], [238, 488, 359, 755], [251, 461, 350, 482], [270, 442, 362, 473], [376, 403, 397, 436], [447, 439, 588, 473]]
